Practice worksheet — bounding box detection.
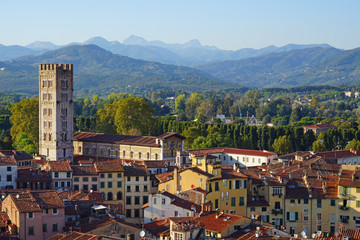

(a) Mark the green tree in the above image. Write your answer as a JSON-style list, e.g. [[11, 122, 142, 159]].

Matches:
[[345, 139, 360, 150], [312, 140, 326, 152], [13, 133, 37, 155], [10, 98, 39, 148], [114, 97, 155, 135], [175, 94, 186, 114], [272, 135, 292, 156], [185, 93, 203, 119], [183, 126, 201, 150]]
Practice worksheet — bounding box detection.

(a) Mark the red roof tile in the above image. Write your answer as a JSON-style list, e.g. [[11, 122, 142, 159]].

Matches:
[[144, 219, 169, 237], [189, 148, 276, 157], [0, 212, 10, 228], [94, 160, 124, 173], [199, 212, 244, 233], [48, 161, 72, 172], [71, 165, 97, 176]]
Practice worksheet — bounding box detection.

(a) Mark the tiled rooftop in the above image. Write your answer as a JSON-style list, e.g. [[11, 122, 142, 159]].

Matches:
[[48, 161, 72, 172], [189, 147, 276, 157]]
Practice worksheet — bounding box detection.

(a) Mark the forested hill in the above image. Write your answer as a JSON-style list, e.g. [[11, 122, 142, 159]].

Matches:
[[197, 47, 360, 87], [0, 44, 236, 96]]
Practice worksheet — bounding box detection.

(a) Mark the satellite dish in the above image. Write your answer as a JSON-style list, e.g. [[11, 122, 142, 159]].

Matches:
[[140, 231, 145, 238]]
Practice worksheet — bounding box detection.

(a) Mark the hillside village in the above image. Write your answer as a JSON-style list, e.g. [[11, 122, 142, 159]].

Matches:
[[1, 64, 360, 240]]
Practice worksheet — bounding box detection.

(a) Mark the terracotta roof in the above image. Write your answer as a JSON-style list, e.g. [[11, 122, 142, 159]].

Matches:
[[68, 191, 104, 202], [94, 160, 123, 173], [48, 232, 100, 240], [48, 161, 72, 172], [304, 123, 337, 129], [17, 168, 51, 182], [80, 217, 138, 233], [317, 149, 360, 159], [341, 228, 360, 239], [144, 219, 169, 237], [157, 132, 186, 140], [199, 212, 244, 233], [71, 165, 97, 176], [0, 156, 17, 165], [0, 212, 10, 228], [155, 167, 213, 183], [0, 150, 32, 161], [189, 148, 276, 157], [143, 160, 167, 168], [73, 132, 160, 147], [225, 224, 273, 240], [9, 190, 65, 213], [123, 165, 150, 177], [157, 191, 201, 212]]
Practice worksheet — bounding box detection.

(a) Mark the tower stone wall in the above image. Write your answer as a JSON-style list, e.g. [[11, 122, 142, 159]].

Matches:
[[39, 64, 74, 161]]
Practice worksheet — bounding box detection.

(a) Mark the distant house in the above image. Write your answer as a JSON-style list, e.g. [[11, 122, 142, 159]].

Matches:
[[317, 149, 360, 164], [16, 167, 52, 190], [143, 191, 201, 224], [2, 190, 65, 240], [303, 123, 337, 136], [0, 150, 33, 168], [42, 160, 73, 190], [0, 155, 17, 189]]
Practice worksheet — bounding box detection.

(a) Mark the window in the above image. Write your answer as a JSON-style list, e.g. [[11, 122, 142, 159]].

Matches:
[[239, 197, 244, 206], [162, 198, 166, 205], [107, 192, 113, 200], [304, 199, 309, 204], [174, 233, 183, 240], [127, 176, 131, 181], [304, 208, 309, 213], [215, 182, 219, 191], [357, 201, 360, 208], [42, 80, 47, 88], [117, 192, 123, 200], [130, 152, 133, 158], [223, 179, 227, 186], [175, 211, 179, 217], [144, 176, 148, 181], [136, 176, 139, 181], [117, 181, 122, 188], [304, 216, 308, 221], [53, 208, 58, 214], [92, 184, 97, 191], [108, 173, 112, 178], [54, 182, 59, 188], [108, 182, 112, 188], [6, 175, 12, 182], [225, 192, 229, 200], [48, 93, 52, 101], [147, 152, 150, 159], [221, 192, 224, 201], [100, 182, 105, 188], [52, 223, 58, 232], [153, 198, 157, 204], [317, 213, 321, 221], [262, 207, 267, 212], [117, 173, 122, 178], [331, 214, 336, 224], [82, 177, 88, 182], [135, 196, 140, 205], [48, 108, 52, 116], [143, 196, 148, 204], [61, 79, 68, 89], [100, 173, 105, 179], [48, 80, 53, 88], [331, 199, 336, 206], [272, 187, 282, 195], [74, 185, 79, 191], [134, 209, 140, 217], [43, 209, 48, 215], [290, 199, 295, 204], [126, 197, 131, 205], [231, 197, 236, 206], [62, 121, 67, 130], [215, 199, 218, 209], [317, 199, 322, 208], [28, 212, 33, 218], [139, 152, 141, 159], [43, 224, 47, 232], [92, 177, 97, 182], [83, 184, 88, 190], [144, 185, 148, 192], [127, 186, 131, 192], [166, 184, 170, 191], [67, 172, 71, 178], [28, 226, 34, 235], [287, 212, 298, 221], [135, 186, 140, 192], [7, 166, 11, 171], [126, 209, 131, 217], [155, 153, 158, 160]]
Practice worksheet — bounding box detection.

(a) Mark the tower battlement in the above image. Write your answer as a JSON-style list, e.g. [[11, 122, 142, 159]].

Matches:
[[39, 64, 73, 72]]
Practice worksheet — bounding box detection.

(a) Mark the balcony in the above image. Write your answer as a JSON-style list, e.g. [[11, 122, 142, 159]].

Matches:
[[272, 209, 283, 215], [339, 205, 349, 210]]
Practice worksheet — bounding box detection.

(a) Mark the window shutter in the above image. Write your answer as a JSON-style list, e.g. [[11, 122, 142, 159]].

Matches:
[[295, 212, 298, 220], [243, 180, 247, 188], [280, 219, 283, 225], [287, 212, 289, 220], [229, 180, 232, 189]]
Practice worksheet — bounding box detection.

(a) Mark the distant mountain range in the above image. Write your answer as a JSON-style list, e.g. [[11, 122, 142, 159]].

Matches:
[[1, 36, 360, 95], [197, 47, 360, 88], [0, 45, 236, 96], [0, 36, 332, 66]]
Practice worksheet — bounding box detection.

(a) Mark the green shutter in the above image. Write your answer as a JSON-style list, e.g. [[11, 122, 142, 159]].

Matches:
[[229, 180, 232, 189], [280, 219, 283, 225], [286, 212, 289, 220], [231, 197, 236, 206], [209, 183, 212, 192], [239, 197, 244, 206], [295, 212, 298, 220], [243, 180, 247, 188]]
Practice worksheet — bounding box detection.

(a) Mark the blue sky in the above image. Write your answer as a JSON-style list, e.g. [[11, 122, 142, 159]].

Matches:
[[1, 0, 359, 50]]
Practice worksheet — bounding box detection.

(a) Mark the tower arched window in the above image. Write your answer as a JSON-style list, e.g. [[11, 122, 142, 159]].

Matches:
[[43, 133, 47, 141], [117, 191, 123, 200], [115, 150, 119, 157], [155, 153, 158, 160], [147, 152, 150, 160], [123, 150, 126, 158], [139, 152, 142, 159], [48, 133, 52, 141]]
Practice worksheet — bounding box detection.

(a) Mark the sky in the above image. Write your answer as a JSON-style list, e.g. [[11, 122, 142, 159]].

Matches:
[[1, 0, 360, 50]]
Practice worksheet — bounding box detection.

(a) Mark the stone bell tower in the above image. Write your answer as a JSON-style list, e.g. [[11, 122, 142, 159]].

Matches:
[[39, 64, 74, 161]]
